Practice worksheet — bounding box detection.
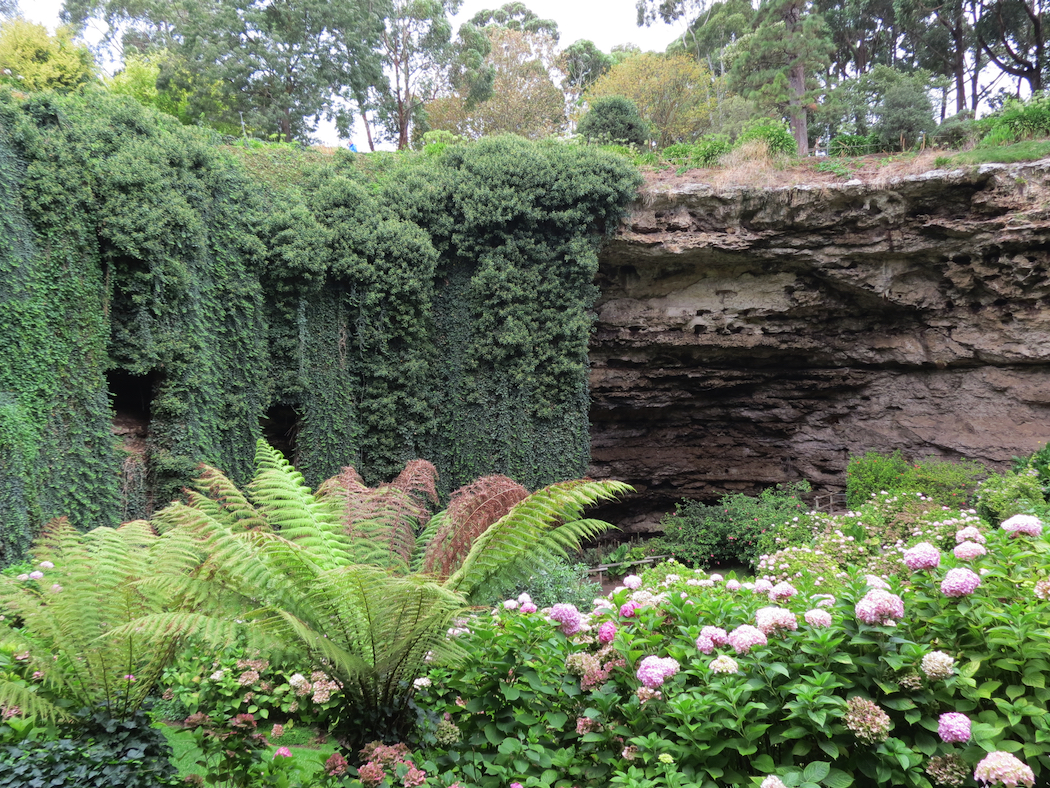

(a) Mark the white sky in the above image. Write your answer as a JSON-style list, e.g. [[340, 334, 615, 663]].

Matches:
[[20, 0, 687, 146]]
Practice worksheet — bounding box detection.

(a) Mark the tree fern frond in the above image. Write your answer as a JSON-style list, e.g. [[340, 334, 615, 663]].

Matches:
[[248, 441, 352, 567], [420, 476, 530, 579], [192, 464, 269, 532], [318, 461, 439, 573], [445, 480, 631, 598], [0, 678, 66, 722]]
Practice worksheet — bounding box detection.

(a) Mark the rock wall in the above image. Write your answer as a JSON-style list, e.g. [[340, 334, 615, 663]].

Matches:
[[588, 160, 1050, 530]]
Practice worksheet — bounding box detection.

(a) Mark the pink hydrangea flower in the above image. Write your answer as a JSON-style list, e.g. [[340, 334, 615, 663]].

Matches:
[[549, 603, 584, 636], [274, 746, 292, 758], [28, 571, 43, 580], [619, 601, 642, 618], [636, 655, 680, 688], [1001, 514, 1042, 538], [598, 621, 617, 644], [1035, 579, 1050, 600], [769, 582, 798, 602], [520, 602, 537, 613], [903, 542, 941, 571], [855, 589, 904, 626], [753, 579, 773, 594], [695, 635, 714, 654], [954, 541, 987, 561], [938, 712, 971, 743], [726, 579, 741, 591], [709, 655, 739, 674], [38, 561, 54, 569], [864, 574, 890, 590], [517, 592, 532, 605], [623, 575, 642, 589], [804, 609, 832, 627], [727, 625, 767, 654], [973, 751, 1035, 787], [755, 606, 798, 635], [955, 526, 986, 544], [700, 626, 728, 645], [502, 599, 519, 610], [941, 567, 981, 598]]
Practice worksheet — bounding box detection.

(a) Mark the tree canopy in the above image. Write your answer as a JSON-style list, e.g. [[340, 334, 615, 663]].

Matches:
[[584, 51, 719, 147]]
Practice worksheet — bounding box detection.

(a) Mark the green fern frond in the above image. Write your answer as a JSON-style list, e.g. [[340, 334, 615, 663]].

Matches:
[[192, 464, 269, 532], [0, 678, 65, 722], [248, 441, 351, 567], [445, 480, 631, 598]]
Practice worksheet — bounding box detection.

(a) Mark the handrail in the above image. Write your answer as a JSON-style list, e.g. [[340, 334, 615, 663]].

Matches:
[[586, 555, 669, 586], [812, 492, 848, 514]]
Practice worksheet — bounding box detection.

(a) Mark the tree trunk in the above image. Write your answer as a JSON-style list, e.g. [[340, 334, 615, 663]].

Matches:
[[952, 10, 967, 114], [788, 62, 809, 156], [362, 112, 376, 152]]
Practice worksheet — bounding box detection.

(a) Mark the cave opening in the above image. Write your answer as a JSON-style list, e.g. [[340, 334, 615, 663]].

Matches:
[[107, 369, 159, 522], [261, 404, 300, 461], [107, 369, 159, 440]]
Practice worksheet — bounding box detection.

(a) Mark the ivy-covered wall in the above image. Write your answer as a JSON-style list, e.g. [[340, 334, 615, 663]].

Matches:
[[0, 89, 639, 563]]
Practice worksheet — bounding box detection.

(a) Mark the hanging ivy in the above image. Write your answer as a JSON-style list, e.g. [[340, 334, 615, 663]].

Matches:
[[0, 89, 639, 563]]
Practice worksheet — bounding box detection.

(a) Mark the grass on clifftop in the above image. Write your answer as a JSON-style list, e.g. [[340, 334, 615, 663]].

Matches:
[[935, 138, 1050, 167]]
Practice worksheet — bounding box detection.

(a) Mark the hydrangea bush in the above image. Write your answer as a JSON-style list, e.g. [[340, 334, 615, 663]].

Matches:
[[414, 514, 1049, 788]]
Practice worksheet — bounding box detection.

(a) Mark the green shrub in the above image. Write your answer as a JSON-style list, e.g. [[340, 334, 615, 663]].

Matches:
[[735, 119, 796, 156], [981, 92, 1050, 144], [1013, 441, 1050, 495], [845, 451, 985, 508], [473, 555, 602, 609], [0, 706, 181, 788], [419, 520, 1050, 788], [577, 95, 649, 148], [659, 481, 811, 569], [846, 451, 910, 507], [974, 468, 1046, 522], [933, 111, 977, 149], [873, 80, 935, 150]]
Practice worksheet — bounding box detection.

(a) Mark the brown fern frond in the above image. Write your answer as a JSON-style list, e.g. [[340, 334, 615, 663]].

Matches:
[[420, 476, 530, 579], [390, 460, 439, 510], [318, 462, 439, 572]]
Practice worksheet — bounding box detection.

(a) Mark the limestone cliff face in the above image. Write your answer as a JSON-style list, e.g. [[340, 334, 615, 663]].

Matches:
[[588, 160, 1050, 530]]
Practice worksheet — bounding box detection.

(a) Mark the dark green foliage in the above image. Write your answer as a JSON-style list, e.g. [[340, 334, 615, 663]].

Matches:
[[1013, 441, 1050, 493], [735, 119, 797, 155], [0, 706, 181, 788], [933, 111, 977, 148], [845, 450, 987, 508], [380, 136, 641, 494], [576, 96, 649, 148], [0, 87, 639, 562], [658, 481, 811, 569], [873, 79, 935, 150]]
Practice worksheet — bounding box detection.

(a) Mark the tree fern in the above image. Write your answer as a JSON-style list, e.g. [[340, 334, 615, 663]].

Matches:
[[0, 518, 173, 720], [416, 476, 531, 578], [445, 479, 632, 599]]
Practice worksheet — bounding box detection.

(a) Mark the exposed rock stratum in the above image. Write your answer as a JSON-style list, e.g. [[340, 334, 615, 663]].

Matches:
[[589, 160, 1050, 530]]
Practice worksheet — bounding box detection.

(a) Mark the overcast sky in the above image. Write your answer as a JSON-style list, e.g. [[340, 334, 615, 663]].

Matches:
[[21, 0, 687, 147]]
